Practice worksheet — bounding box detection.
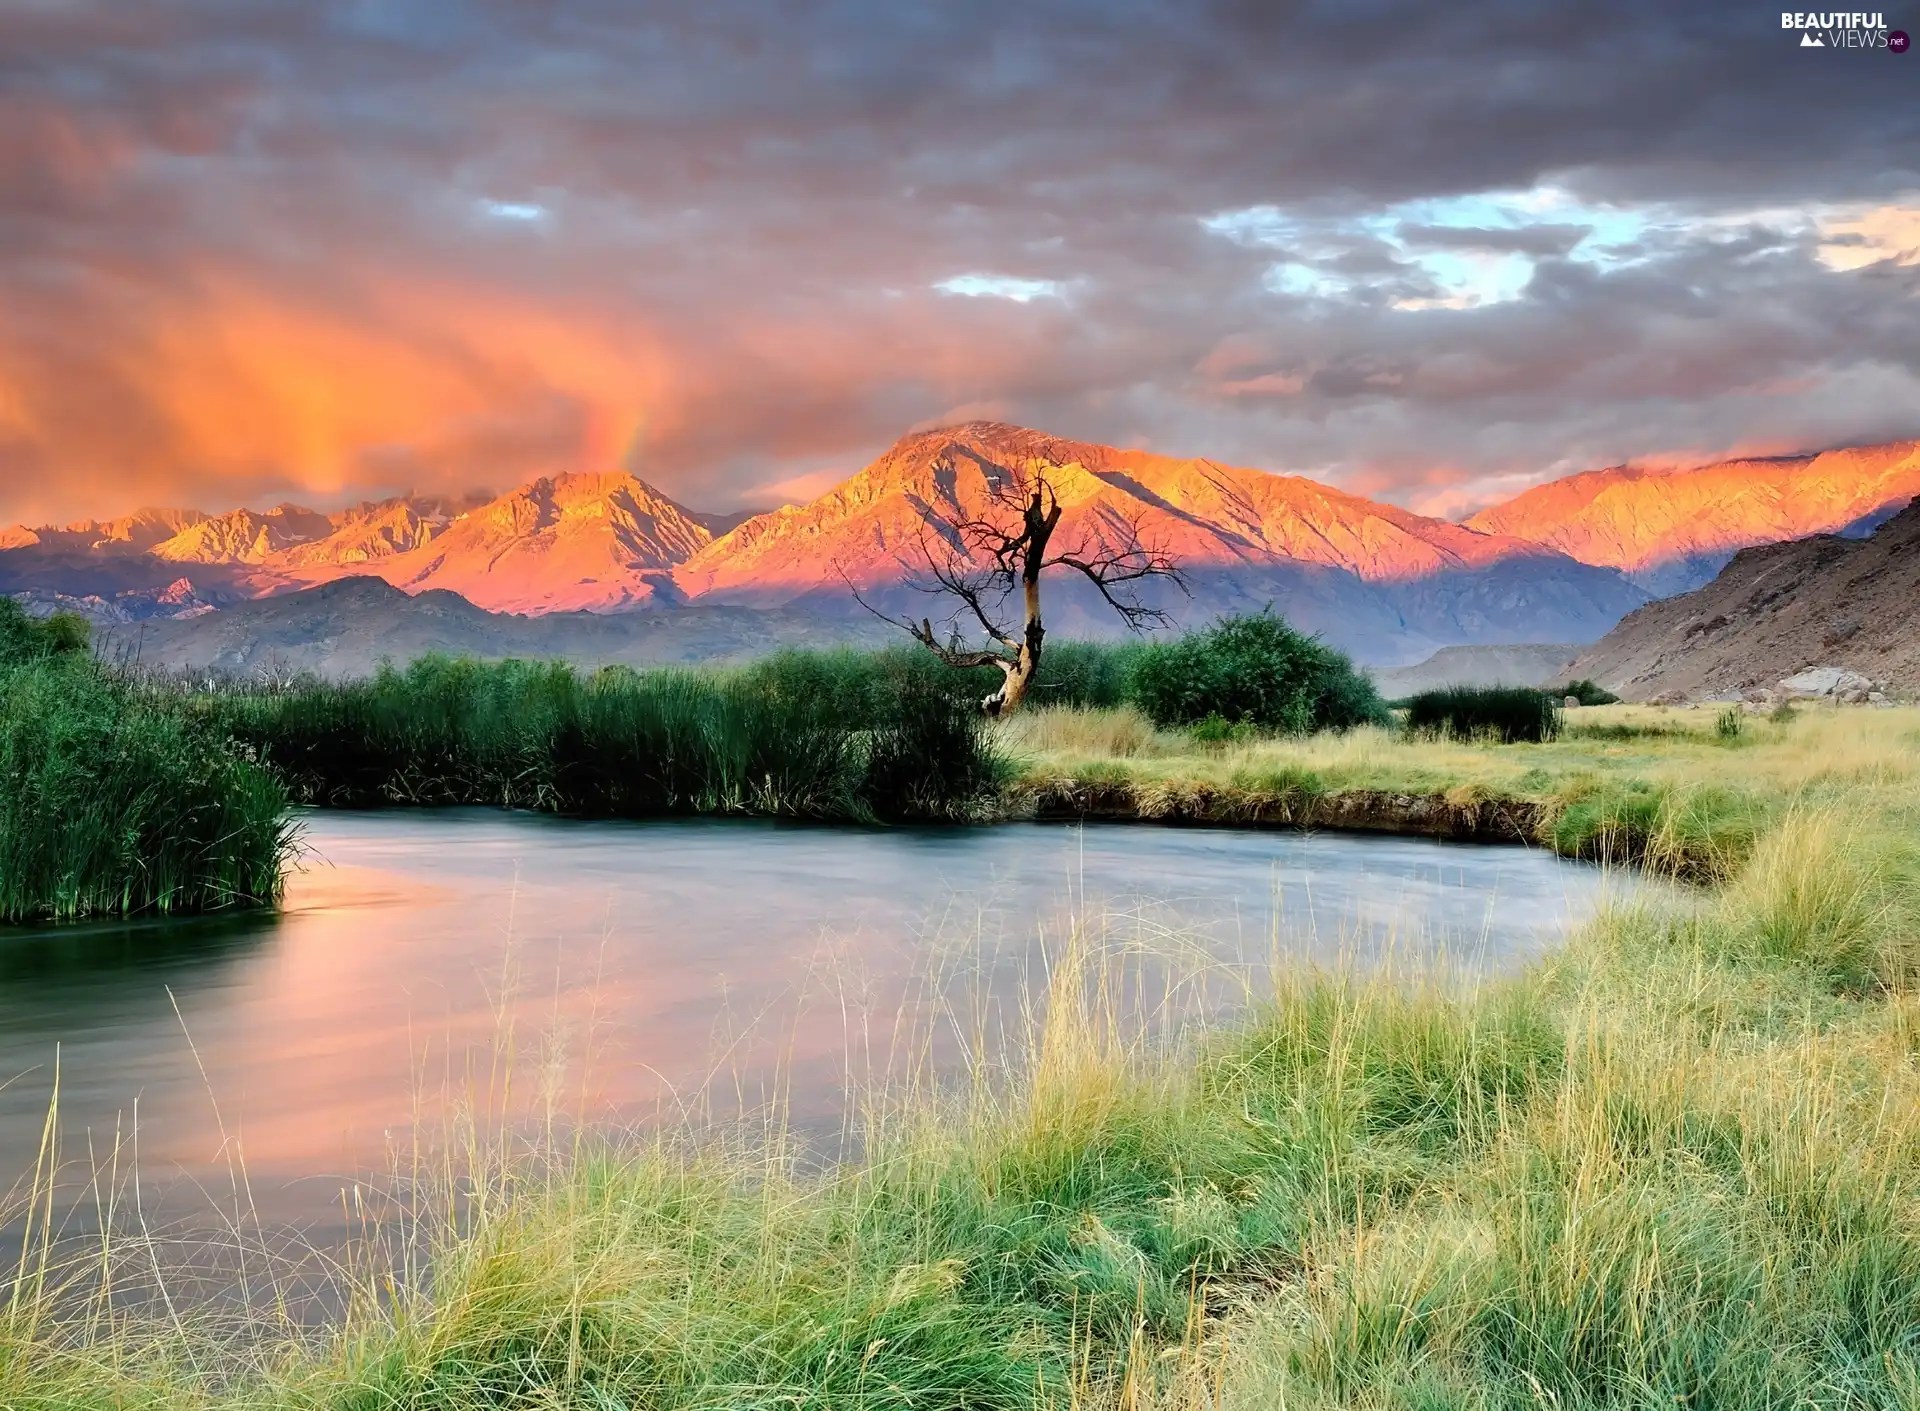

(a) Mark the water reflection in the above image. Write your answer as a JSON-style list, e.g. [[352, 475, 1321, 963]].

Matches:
[[1, 810, 1629, 1235]]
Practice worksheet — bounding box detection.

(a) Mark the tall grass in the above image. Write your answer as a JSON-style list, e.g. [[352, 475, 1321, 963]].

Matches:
[[1404, 685, 1561, 743], [176, 649, 1009, 822], [0, 601, 293, 923]]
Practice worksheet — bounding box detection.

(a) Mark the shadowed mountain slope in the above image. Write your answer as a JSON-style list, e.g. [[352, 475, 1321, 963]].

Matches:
[[1564, 500, 1920, 700]]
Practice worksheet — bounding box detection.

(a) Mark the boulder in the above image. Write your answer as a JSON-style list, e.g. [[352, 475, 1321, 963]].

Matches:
[[1777, 666, 1873, 698], [1563, 695, 1581, 709], [1839, 687, 1870, 704], [1648, 689, 1689, 706]]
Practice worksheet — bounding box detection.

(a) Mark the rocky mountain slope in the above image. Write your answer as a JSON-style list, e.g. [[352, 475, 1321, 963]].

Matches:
[[1563, 499, 1920, 700], [272, 473, 718, 612], [1468, 441, 1920, 596]]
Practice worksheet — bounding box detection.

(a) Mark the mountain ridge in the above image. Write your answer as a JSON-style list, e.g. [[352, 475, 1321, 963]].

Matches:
[[10, 423, 1916, 665], [1466, 440, 1920, 596]]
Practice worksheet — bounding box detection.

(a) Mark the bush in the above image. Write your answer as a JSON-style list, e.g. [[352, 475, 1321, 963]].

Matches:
[[1023, 639, 1150, 710], [1405, 686, 1561, 744], [1129, 613, 1388, 733], [0, 653, 292, 923], [1553, 678, 1620, 707], [0, 598, 91, 666]]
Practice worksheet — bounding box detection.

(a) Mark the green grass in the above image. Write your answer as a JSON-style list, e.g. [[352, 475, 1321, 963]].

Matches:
[[0, 602, 293, 923], [993, 701, 1910, 880]]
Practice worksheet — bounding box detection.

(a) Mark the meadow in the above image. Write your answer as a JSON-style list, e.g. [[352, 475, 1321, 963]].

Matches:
[[3, 700, 1919, 1408]]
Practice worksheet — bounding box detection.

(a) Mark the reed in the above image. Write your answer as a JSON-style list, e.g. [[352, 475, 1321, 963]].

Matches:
[[1404, 684, 1562, 743], [0, 602, 293, 923], [174, 649, 1011, 822]]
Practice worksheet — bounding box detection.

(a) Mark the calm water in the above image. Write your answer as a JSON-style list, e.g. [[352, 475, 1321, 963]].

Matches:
[[1, 811, 1628, 1237]]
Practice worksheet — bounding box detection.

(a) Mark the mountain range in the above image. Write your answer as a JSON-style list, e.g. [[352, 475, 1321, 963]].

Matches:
[[1466, 441, 1920, 597], [6, 423, 1917, 667]]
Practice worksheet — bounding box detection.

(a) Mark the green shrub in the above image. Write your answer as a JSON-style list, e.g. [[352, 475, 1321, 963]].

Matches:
[[1188, 711, 1261, 746], [1405, 686, 1561, 744], [1023, 639, 1149, 709], [1553, 677, 1620, 706], [0, 598, 91, 666], [1129, 612, 1387, 733], [1716, 707, 1745, 742]]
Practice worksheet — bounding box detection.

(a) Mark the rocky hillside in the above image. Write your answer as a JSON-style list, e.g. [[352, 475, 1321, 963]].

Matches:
[[272, 473, 718, 612], [1468, 440, 1920, 596], [1564, 499, 1920, 700]]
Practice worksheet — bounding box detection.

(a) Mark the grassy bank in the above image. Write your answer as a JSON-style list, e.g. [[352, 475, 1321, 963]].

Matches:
[[0, 603, 292, 923], [994, 702, 1905, 880], [3, 711, 1919, 1407]]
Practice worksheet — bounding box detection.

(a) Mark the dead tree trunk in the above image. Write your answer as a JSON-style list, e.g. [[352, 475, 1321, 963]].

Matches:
[[845, 460, 1182, 715]]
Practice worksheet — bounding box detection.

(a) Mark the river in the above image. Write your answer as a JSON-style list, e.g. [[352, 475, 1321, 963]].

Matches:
[[0, 810, 1630, 1248]]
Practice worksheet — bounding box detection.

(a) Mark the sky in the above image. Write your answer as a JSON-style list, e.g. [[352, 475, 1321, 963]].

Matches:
[[3, 0, 1918, 527]]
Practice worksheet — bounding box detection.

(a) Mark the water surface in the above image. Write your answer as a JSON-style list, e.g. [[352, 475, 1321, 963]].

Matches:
[[0, 811, 1627, 1236]]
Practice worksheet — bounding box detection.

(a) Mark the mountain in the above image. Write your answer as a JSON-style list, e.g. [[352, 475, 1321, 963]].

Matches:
[[150, 504, 338, 564], [273, 496, 458, 567], [677, 422, 1646, 663], [104, 576, 889, 679], [1467, 441, 1920, 596], [0, 507, 210, 555], [273, 472, 718, 612], [57, 422, 1920, 667], [0, 475, 720, 617], [1563, 499, 1920, 700]]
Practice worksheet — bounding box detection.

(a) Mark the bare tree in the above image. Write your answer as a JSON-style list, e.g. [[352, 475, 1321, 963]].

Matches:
[[845, 465, 1184, 714]]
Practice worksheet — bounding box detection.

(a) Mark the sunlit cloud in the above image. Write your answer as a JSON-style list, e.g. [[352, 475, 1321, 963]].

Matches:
[[1817, 202, 1920, 270], [0, 1, 1915, 528]]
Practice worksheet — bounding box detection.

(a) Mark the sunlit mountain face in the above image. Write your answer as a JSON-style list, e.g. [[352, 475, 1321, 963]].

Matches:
[[1468, 441, 1920, 596], [8, 421, 1916, 665], [1, 1, 1915, 545]]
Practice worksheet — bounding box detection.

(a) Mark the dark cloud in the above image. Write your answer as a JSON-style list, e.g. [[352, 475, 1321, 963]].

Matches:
[[1, 0, 1917, 525]]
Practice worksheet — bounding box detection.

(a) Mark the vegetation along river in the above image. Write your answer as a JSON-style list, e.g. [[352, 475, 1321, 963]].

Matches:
[[0, 811, 1635, 1243]]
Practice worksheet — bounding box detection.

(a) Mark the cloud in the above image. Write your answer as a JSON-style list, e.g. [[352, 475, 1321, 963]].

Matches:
[[0, 0, 1917, 526]]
